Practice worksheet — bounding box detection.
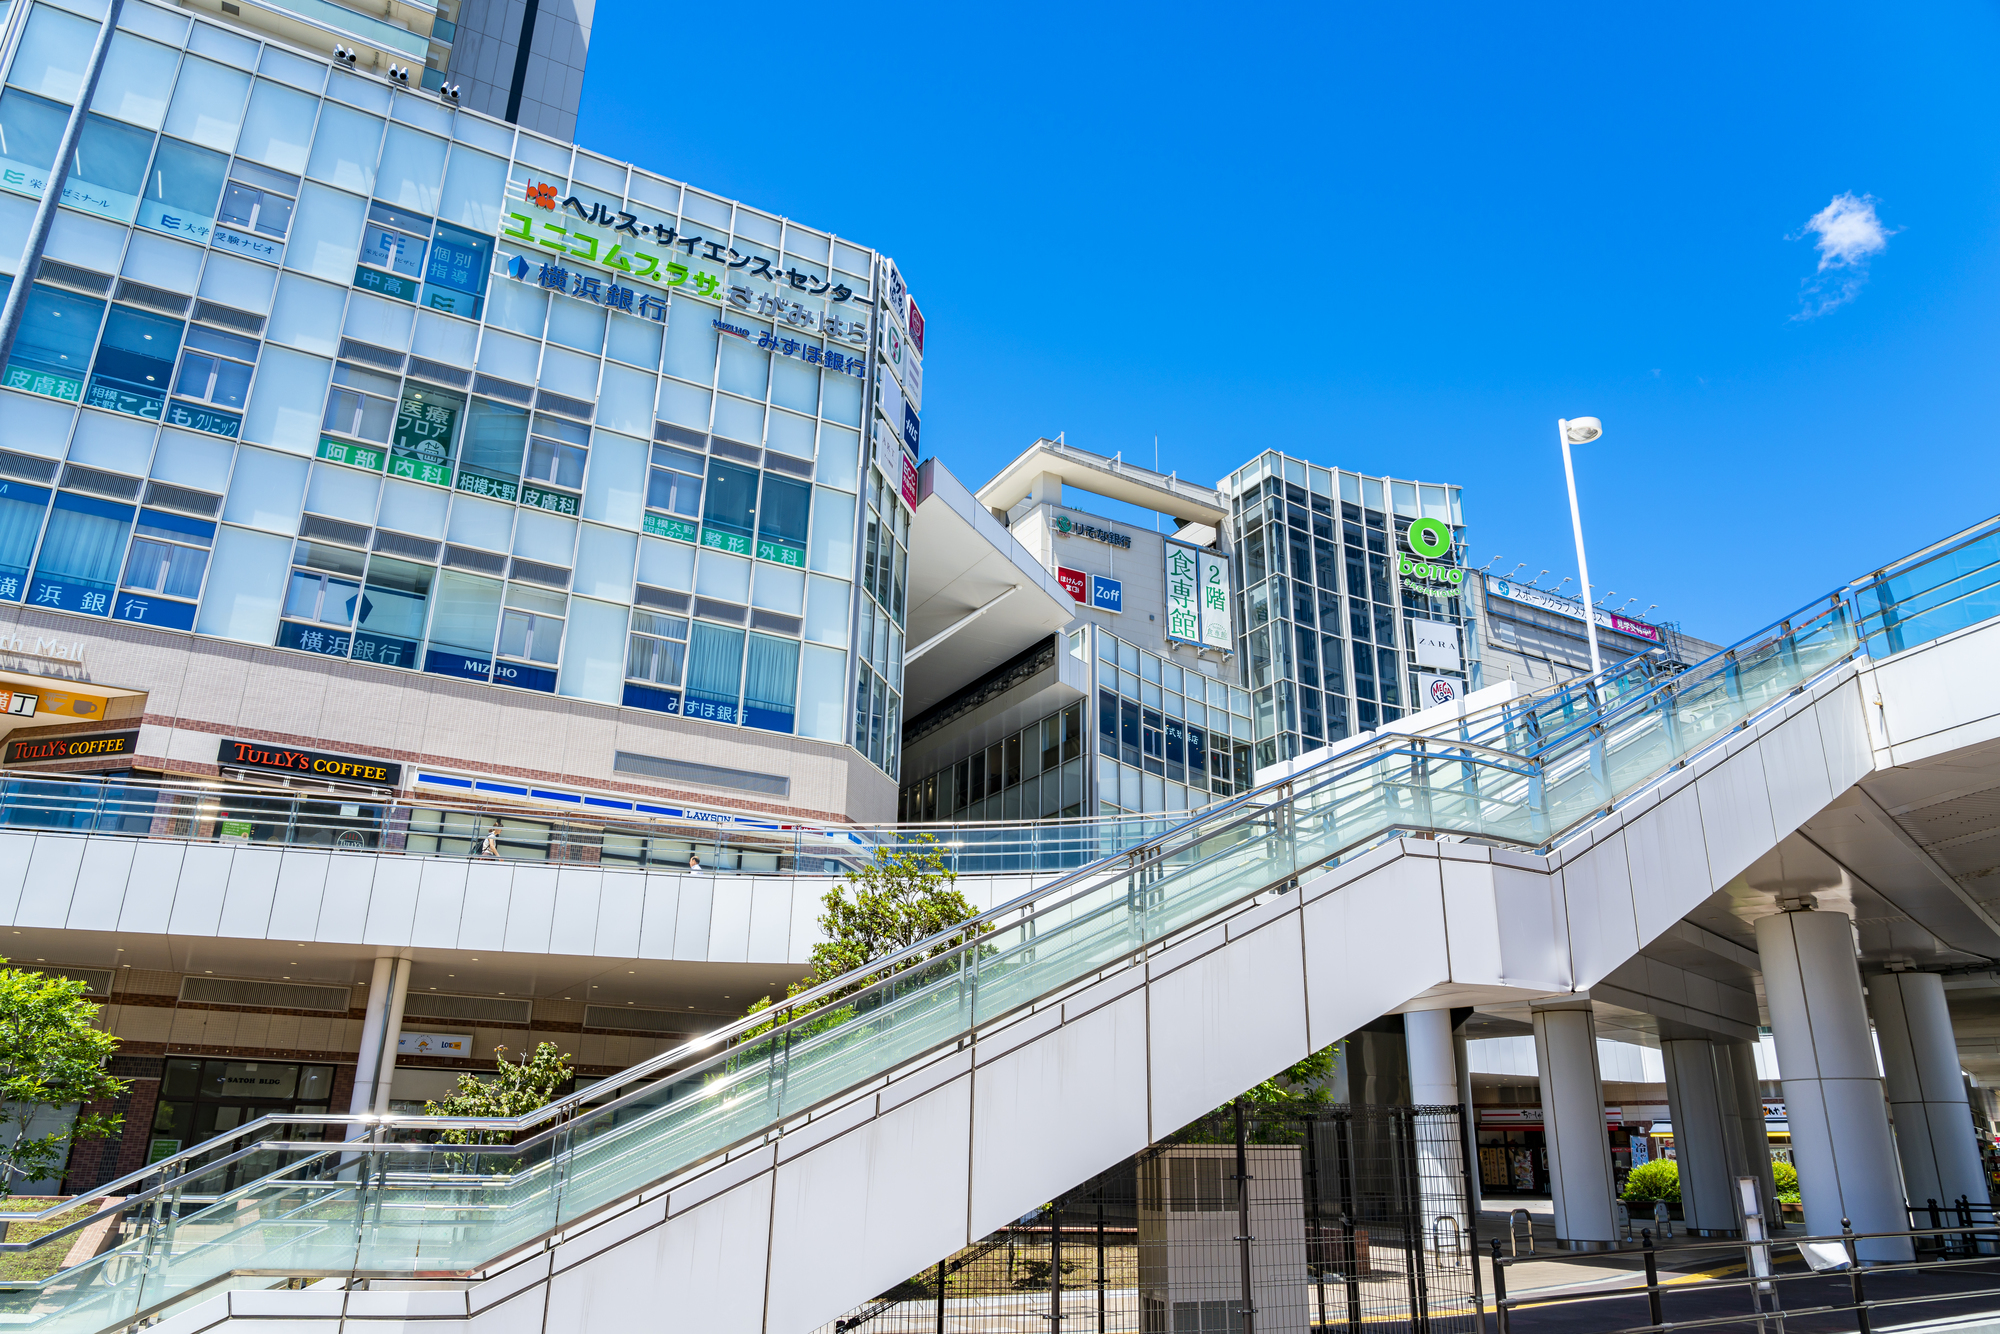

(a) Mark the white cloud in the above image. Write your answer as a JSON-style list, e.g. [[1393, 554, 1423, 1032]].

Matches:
[[1791, 192, 1895, 318]]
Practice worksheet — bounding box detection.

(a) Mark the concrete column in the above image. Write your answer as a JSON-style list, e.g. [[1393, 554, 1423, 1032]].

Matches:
[[1661, 1039, 1737, 1235], [1028, 471, 1064, 507], [1531, 1005, 1618, 1249], [1405, 1009, 1468, 1245], [349, 954, 413, 1117], [1756, 906, 1911, 1261], [1870, 970, 1987, 1214], [1454, 1025, 1481, 1215], [1723, 1039, 1780, 1222]]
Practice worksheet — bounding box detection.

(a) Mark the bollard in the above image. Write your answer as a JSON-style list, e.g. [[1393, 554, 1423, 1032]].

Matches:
[[1653, 1199, 1674, 1241], [1642, 1229, 1663, 1327]]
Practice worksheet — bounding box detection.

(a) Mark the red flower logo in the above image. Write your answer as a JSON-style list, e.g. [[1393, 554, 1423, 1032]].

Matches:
[[526, 182, 557, 210]]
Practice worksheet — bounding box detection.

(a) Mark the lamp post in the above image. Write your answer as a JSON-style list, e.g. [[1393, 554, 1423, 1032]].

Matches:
[[1557, 417, 1604, 676]]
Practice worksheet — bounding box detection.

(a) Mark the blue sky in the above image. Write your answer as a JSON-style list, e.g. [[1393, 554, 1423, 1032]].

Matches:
[[577, 2, 2000, 645]]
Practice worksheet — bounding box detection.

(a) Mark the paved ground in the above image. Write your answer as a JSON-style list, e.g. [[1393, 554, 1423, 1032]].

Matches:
[[1474, 1198, 2000, 1334]]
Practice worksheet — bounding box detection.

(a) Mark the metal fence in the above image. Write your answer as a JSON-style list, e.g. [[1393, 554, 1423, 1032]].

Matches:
[[812, 1104, 1480, 1334]]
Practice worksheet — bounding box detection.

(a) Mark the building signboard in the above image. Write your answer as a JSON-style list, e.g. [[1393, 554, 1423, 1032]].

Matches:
[[1485, 577, 1664, 644], [1052, 515, 1133, 549], [217, 739, 402, 787], [397, 1031, 472, 1057], [1415, 673, 1462, 709], [1168, 544, 1233, 650], [1410, 618, 1462, 671], [1401, 517, 1465, 599], [5, 730, 138, 764], [1091, 575, 1123, 613], [1055, 567, 1088, 603], [901, 452, 921, 511], [1196, 551, 1232, 650]]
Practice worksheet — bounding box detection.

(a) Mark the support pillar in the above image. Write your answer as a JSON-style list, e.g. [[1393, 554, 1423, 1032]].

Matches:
[[1755, 905, 1911, 1261], [349, 954, 413, 1117], [1405, 1009, 1466, 1242], [1531, 1004, 1617, 1249], [1723, 1039, 1779, 1220], [1453, 1024, 1481, 1215], [1870, 970, 1987, 1213], [1661, 1039, 1737, 1235]]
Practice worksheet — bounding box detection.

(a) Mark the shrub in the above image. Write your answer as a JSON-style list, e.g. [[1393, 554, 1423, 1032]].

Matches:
[[1773, 1159, 1801, 1203], [1623, 1159, 1680, 1203]]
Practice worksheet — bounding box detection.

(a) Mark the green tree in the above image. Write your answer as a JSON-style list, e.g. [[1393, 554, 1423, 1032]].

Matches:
[[423, 1042, 574, 1146], [745, 834, 987, 1035], [1240, 1046, 1339, 1113], [1773, 1159, 1800, 1203], [0, 960, 125, 1197]]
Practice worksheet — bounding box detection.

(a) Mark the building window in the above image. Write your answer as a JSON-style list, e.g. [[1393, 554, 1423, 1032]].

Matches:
[[645, 444, 704, 518], [498, 584, 566, 665], [742, 632, 799, 733], [29, 492, 133, 615], [352, 556, 431, 669], [685, 621, 745, 723], [626, 610, 687, 687], [323, 361, 400, 444], [4, 285, 105, 401], [87, 305, 185, 420], [174, 326, 258, 411], [457, 398, 529, 499], [218, 160, 300, 240], [279, 539, 365, 656], [523, 414, 587, 491], [359, 200, 432, 279]]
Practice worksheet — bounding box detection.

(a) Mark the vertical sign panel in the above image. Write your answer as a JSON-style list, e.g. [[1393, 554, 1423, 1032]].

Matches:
[[1165, 543, 1200, 644], [1196, 550, 1232, 650]]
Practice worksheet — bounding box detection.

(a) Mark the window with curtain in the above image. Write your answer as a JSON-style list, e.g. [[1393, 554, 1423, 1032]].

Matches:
[[64, 114, 153, 221], [424, 569, 502, 679], [701, 459, 757, 553], [352, 555, 431, 668], [683, 621, 743, 723], [87, 305, 185, 419], [497, 583, 565, 664], [755, 474, 809, 567], [5, 285, 105, 400], [29, 492, 136, 614], [139, 137, 229, 243], [625, 610, 686, 687], [741, 633, 799, 733], [115, 507, 213, 630], [0, 88, 69, 191], [0, 481, 51, 601], [457, 398, 529, 499]]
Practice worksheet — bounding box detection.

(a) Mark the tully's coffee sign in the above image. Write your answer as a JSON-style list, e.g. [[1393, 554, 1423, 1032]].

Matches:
[[218, 739, 401, 787], [4, 731, 138, 764]]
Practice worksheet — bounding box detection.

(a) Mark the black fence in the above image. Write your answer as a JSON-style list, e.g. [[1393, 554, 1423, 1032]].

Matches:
[[814, 1104, 1480, 1334]]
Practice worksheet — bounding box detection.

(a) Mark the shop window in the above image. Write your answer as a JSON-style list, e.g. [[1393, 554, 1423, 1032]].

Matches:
[[684, 620, 744, 723], [422, 219, 489, 318], [115, 507, 213, 630], [755, 472, 808, 567], [139, 137, 229, 244], [359, 200, 431, 281], [0, 88, 67, 190], [86, 305, 185, 419], [423, 568, 502, 680], [390, 382, 463, 487], [217, 159, 299, 249], [0, 481, 51, 601], [742, 632, 798, 733], [29, 492, 134, 615], [523, 414, 587, 492], [4, 284, 106, 401], [352, 555, 431, 668], [152, 1058, 336, 1158], [456, 398, 528, 500], [323, 361, 399, 444], [278, 539, 365, 657], [63, 114, 152, 222], [498, 582, 565, 665]]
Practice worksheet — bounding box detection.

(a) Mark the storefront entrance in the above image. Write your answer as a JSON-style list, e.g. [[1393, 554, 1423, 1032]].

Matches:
[[150, 1058, 339, 1161]]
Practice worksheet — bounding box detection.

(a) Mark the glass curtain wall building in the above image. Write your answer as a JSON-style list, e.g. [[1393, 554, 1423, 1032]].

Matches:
[[0, 0, 913, 790], [1220, 451, 1467, 771]]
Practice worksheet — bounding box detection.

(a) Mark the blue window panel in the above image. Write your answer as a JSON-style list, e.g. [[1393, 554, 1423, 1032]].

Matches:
[[419, 773, 474, 788], [634, 803, 678, 815], [30, 492, 136, 616], [87, 305, 185, 420], [112, 592, 196, 630], [529, 788, 580, 803], [493, 660, 556, 693], [474, 781, 527, 795], [583, 796, 632, 809], [424, 648, 493, 683], [622, 682, 682, 715], [742, 703, 794, 734], [0, 480, 52, 600]]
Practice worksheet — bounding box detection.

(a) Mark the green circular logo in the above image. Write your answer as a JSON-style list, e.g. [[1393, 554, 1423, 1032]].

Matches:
[[1407, 517, 1452, 559]]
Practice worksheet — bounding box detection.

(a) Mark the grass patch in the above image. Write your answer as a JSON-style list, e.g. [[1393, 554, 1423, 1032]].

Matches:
[[0, 1198, 102, 1283]]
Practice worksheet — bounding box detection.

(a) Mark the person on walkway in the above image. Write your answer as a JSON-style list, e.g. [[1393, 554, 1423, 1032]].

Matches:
[[687, 851, 701, 872], [480, 826, 499, 859]]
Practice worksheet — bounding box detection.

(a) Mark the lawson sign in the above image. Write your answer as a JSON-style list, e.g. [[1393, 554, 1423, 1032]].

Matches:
[[1486, 578, 1663, 645]]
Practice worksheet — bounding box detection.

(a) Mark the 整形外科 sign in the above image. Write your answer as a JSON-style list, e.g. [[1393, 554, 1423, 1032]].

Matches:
[[4, 730, 138, 764], [218, 739, 402, 787]]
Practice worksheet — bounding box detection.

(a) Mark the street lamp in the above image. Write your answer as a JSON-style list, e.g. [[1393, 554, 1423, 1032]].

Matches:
[[1558, 417, 1604, 675]]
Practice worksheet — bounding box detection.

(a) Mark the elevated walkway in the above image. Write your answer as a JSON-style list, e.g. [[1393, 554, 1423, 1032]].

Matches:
[[6, 516, 2000, 1334]]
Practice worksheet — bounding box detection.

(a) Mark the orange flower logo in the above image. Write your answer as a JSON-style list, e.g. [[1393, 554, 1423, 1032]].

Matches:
[[526, 182, 557, 210]]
